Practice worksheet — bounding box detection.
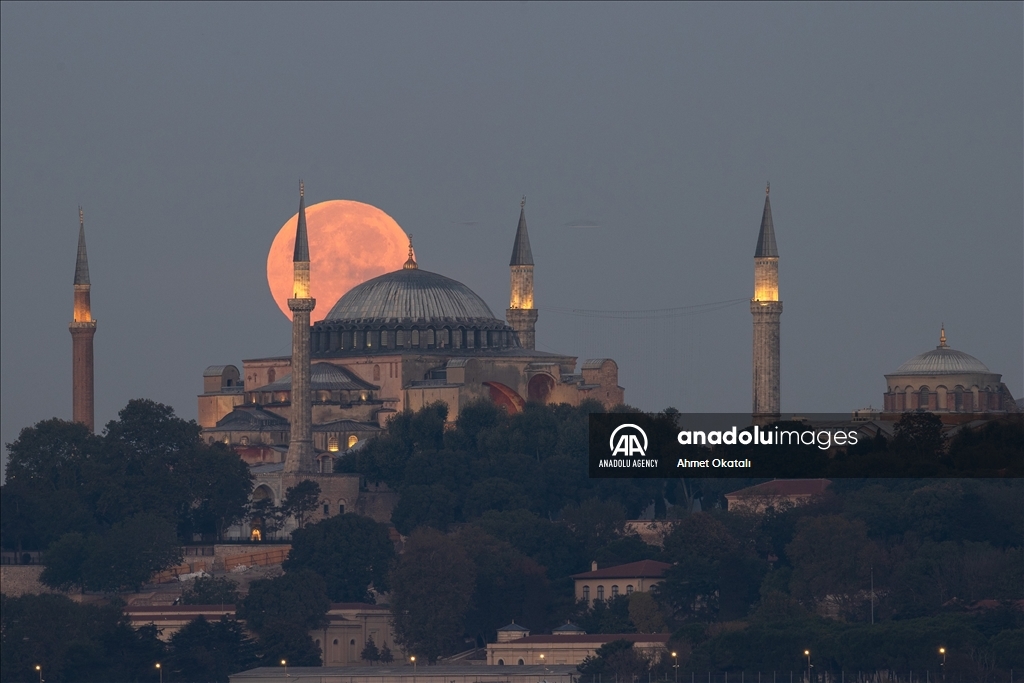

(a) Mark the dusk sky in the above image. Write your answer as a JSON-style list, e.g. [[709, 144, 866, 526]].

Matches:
[[2, 3, 1021, 466]]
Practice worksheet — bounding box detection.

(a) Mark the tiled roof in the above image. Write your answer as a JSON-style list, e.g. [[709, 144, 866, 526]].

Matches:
[[570, 560, 670, 580], [725, 479, 831, 498], [515, 634, 670, 645]]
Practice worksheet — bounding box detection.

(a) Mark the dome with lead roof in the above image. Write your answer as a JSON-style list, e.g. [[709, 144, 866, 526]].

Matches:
[[325, 267, 499, 324], [893, 346, 991, 375]]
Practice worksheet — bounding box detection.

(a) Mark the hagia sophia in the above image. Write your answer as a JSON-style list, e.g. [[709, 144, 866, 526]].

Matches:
[[67, 186, 1019, 532]]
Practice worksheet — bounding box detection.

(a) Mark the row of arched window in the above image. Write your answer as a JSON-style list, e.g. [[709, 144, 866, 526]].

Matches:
[[885, 384, 1004, 412], [311, 324, 517, 354]]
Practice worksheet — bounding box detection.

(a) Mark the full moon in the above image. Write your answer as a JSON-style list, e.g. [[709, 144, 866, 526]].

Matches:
[[267, 200, 409, 321]]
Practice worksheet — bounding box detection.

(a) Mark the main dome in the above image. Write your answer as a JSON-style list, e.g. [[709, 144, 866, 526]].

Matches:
[[324, 267, 499, 323], [893, 346, 991, 375]]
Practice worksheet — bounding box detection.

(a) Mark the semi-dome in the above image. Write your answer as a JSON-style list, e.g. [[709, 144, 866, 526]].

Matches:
[[893, 346, 991, 375], [325, 267, 499, 323]]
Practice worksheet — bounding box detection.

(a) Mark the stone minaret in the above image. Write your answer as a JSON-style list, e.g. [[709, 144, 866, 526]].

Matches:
[[751, 183, 782, 422], [284, 183, 316, 474], [506, 197, 538, 349], [70, 208, 97, 433]]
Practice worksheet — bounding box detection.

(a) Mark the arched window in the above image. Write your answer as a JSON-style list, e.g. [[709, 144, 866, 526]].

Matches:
[[380, 330, 388, 348], [611, 585, 619, 597], [597, 585, 604, 600], [626, 585, 634, 594], [239, 436, 249, 445], [498, 659, 505, 666], [267, 368, 276, 383], [396, 329, 405, 347], [412, 329, 420, 347], [583, 586, 590, 602], [918, 387, 930, 410], [334, 639, 339, 646], [425, 329, 435, 347], [348, 435, 359, 448], [518, 659, 525, 666], [328, 436, 339, 452], [373, 365, 381, 381]]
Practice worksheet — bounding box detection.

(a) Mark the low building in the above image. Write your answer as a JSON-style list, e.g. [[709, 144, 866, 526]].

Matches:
[[571, 560, 670, 606], [126, 602, 397, 664], [231, 665, 578, 683], [724, 478, 831, 514], [487, 630, 671, 666]]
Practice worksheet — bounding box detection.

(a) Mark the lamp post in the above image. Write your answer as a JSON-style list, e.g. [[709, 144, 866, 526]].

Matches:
[[540, 654, 546, 667], [35, 666, 42, 683], [672, 652, 679, 683], [939, 648, 946, 682], [155, 663, 162, 683], [804, 651, 811, 683], [281, 659, 288, 678]]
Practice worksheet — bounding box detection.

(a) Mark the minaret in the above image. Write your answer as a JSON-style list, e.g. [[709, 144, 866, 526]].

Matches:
[[284, 182, 316, 474], [751, 183, 782, 422], [506, 197, 538, 350], [70, 208, 97, 432]]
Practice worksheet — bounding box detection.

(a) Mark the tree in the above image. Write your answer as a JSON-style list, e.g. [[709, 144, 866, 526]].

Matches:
[[80, 514, 183, 593], [360, 637, 380, 664], [180, 576, 241, 606], [453, 526, 551, 643], [166, 615, 257, 682], [391, 484, 458, 534], [285, 513, 395, 602], [379, 643, 394, 664], [578, 640, 650, 683], [237, 570, 329, 667], [238, 570, 330, 635], [389, 528, 476, 662], [39, 532, 87, 592], [627, 591, 666, 633], [282, 480, 322, 530], [786, 515, 880, 618], [0, 593, 167, 683]]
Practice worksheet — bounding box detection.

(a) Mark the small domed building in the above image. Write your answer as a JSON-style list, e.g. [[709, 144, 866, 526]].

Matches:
[[883, 327, 1017, 414]]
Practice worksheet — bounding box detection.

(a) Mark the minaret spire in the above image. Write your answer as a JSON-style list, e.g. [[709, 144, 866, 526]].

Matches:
[[507, 197, 538, 349], [751, 184, 782, 423], [285, 182, 316, 474], [70, 208, 98, 432], [403, 235, 418, 269]]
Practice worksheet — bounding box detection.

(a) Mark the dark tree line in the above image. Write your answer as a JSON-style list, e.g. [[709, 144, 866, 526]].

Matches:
[[1, 400, 253, 591]]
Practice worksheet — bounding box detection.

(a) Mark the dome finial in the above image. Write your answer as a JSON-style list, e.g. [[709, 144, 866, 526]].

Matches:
[[939, 323, 947, 348], [403, 235, 417, 270], [766, 181, 770, 196]]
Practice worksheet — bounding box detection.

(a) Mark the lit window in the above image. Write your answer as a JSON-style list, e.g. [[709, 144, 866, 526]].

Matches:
[[328, 436, 339, 452], [348, 435, 358, 448]]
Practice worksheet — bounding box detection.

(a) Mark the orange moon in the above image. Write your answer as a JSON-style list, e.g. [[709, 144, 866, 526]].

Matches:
[[267, 200, 409, 321]]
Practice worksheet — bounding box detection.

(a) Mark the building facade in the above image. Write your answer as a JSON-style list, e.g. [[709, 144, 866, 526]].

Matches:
[[571, 560, 670, 606]]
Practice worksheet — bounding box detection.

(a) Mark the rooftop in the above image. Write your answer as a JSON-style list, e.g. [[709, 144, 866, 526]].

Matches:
[[570, 559, 670, 580]]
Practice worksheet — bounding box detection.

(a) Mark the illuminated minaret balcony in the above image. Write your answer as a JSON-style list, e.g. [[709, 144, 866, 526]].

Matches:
[[506, 198, 538, 350]]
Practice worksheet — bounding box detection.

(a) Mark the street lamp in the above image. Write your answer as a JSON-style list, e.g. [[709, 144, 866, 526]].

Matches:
[[804, 651, 811, 683], [281, 659, 288, 678], [939, 648, 946, 682], [672, 652, 679, 683], [155, 663, 162, 683], [411, 655, 417, 670], [35, 666, 42, 683], [540, 654, 546, 666]]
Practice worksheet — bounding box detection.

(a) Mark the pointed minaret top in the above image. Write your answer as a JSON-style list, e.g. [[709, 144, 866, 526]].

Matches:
[[74, 207, 91, 285], [510, 197, 534, 266], [754, 185, 778, 258], [403, 235, 418, 270], [293, 181, 310, 263], [939, 324, 948, 348]]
